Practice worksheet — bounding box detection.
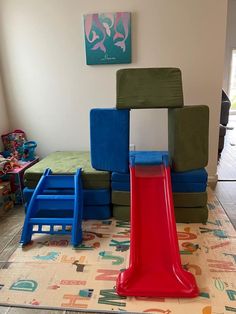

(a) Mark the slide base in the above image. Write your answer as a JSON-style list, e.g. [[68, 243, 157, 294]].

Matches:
[[117, 267, 199, 298]]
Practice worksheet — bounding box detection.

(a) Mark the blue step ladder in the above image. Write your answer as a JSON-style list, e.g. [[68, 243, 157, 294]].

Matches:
[[20, 168, 83, 247]]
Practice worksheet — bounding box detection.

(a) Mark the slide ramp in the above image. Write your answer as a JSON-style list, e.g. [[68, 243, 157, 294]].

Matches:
[[116, 152, 199, 297]]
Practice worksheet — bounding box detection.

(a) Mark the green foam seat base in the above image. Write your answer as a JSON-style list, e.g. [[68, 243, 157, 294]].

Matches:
[[112, 191, 207, 208], [112, 205, 208, 223], [24, 151, 110, 189]]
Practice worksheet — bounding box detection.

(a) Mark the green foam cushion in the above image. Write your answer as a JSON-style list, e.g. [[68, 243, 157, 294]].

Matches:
[[174, 206, 208, 223], [112, 191, 130, 205], [112, 190, 207, 208], [116, 68, 184, 109], [24, 151, 110, 189], [112, 205, 130, 221], [25, 179, 110, 190], [168, 105, 209, 171], [173, 192, 207, 207], [112, 205, 208, 223]]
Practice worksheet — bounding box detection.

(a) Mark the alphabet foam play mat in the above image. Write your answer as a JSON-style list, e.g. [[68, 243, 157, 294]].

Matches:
[[0, 191, 235, 314]]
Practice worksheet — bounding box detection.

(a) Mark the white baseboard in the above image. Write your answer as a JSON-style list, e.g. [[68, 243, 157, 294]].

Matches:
[[208, 174, 218, 183], [129, 144, 135, 151]]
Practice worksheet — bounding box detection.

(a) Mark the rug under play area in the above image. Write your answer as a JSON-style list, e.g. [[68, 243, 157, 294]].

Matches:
[[0, 191, 235, 314]]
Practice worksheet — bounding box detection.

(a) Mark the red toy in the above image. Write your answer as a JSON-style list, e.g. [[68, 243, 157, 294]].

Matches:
[[116, 158, 199, 298]]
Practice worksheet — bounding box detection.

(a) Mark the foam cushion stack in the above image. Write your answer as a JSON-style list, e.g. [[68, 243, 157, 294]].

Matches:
[[111, 172, 130, 220], [171, 169, 208, 223], [23, 151, 111, 219], [167, 105, 209, 222], [112, 168, 208, 223]]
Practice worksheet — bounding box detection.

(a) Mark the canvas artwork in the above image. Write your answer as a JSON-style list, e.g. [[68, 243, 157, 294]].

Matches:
[[84, 12, 131, 65]]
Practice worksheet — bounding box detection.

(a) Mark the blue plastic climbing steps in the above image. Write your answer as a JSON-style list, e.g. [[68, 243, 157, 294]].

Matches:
[[20, 168, 83, 247]]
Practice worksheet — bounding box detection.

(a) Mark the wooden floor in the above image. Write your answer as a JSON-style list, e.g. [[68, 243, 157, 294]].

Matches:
[[211, 114, 236, 228], [217, 115, 236, 181], [210, 181, 236, 228]]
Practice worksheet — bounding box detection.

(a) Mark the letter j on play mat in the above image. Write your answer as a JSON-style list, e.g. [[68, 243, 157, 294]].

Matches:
[[83, 12, 131, 65]]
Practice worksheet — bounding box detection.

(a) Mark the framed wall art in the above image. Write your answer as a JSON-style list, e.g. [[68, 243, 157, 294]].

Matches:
[[84, 12, 131, 65]]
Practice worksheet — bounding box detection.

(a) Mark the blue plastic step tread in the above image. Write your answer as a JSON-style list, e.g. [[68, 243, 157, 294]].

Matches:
[[43, 175, 75, 189], [36, 195, 75, 200], [29, 218, 74, 224], [24, 188, 110, 206], [35, 200, 74, 210]]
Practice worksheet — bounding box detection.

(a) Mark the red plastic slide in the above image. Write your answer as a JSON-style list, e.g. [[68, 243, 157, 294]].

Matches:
[[116, 163, 199, 297]]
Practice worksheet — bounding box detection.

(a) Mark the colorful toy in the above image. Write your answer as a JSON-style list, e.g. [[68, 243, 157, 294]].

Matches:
[[22, 141, 37, 161], [0, 154, 21, 177], [1, 129, 26, 159]]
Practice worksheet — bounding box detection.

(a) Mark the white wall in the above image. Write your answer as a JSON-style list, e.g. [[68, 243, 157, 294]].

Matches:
[[0, 72, 9, 151], [223, 0, 236, 93], [0, 0, 227, 178]]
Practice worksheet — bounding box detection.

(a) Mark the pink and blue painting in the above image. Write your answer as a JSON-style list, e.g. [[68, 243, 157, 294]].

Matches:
[[84, 12, 131, 65]]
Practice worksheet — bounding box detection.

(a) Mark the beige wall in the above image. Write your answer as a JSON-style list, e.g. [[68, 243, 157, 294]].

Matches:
[[223, 0, 236, 93], [0, 72, 9, 151], [0, 0, 227, 178]]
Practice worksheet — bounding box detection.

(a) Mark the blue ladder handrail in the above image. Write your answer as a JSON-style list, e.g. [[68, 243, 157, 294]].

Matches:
[[21, 169, 51, 228], [20, 168, 83, 247], [71, 168, 83, 246]]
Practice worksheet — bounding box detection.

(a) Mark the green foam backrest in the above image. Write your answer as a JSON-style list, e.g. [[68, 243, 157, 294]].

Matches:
[[116, 68, 184, 109], [168, 105, 209, 172]]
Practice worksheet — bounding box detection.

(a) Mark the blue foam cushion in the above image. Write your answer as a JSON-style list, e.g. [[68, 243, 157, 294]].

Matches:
[[90, 108, 130, 172], [172, 182, 207, 193], [83, 205, 111, 220], [111, 182, 130, 191], [23, 188, 111, 205], [130, 151, 169, 166], [32, 206, 111, 220], [111, 181, 207, 193], [171, 168, 208, 183], [111, 167, 208, 192], [84, 189, 110, 205], [112, 172, 130, 182]]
